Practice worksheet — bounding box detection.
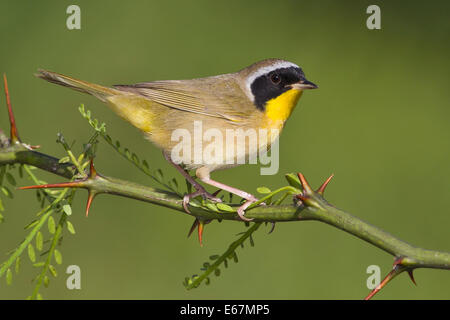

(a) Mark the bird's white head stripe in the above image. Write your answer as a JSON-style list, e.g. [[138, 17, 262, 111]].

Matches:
[[245, 61, 300, 101]]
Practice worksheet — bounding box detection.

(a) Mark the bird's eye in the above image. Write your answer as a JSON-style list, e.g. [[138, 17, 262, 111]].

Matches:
[[270, 73, 281, 84]]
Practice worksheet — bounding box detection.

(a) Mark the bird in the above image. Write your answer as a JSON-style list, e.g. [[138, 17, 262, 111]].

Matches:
[[36, 59, 317, 222]]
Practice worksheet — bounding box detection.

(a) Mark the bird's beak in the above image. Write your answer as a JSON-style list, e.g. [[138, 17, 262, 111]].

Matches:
[[291, 79, 318, 90]]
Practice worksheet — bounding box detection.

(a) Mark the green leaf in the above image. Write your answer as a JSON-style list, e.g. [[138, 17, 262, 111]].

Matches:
[[49, 265, 57, 277], [256, 186, 271, 194], [58, 156, 70, 164], [131, 153, 139, 164], [0, 197, 4, 211], [48, 216, 56, 234], [123, 148, 131, 160], [205, 203, 219, 212], [66, 221, 76, 234], [78, 104, 85, 114], [0, 212, 3, 223], [168, 178, 178, 191], [155, 169, 164, 182], [28, 244, 36, 263], [216, 203, 234, 212], [62, 204, 72, 216], [214, 268, 221, 277], [5, 173, 16, 186], [25, 219, 39, 230], [36, 231, 43, 251], [36, 293, 43, 300], [142, 160, 149, 170], [186, 179, 192, 194], [188, 199, 200, 208], [33, 262, 45, 267], [209, 255, 220, 260], [54, 249, 62, 265], [1, 186, 13, 198], [6, 268, 12, 285], [44, 276, 50, 288], [285, 173, 302, 190]]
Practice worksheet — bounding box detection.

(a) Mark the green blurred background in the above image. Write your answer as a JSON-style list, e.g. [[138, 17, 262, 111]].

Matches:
[[0, 0, 449, 299]]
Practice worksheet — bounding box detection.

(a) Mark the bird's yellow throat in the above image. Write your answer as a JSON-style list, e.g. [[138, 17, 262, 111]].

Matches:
[[264, 89, 303, 123]]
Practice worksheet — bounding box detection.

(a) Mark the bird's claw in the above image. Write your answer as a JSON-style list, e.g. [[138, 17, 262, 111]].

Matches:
[[183, 189, 265, 223], [183, 189, 222, 213], [236, 195, 261, 222]]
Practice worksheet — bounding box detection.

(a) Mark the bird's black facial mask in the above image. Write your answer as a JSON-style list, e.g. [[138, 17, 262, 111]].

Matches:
[[250, 67, 305, 111]]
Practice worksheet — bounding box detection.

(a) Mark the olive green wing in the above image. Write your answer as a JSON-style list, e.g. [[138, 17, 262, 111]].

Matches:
[[113, 76, 255, 122]]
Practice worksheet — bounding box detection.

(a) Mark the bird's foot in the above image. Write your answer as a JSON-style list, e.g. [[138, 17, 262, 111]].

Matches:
[[183, 187, 222, 213], [236, 195, 262, 222]]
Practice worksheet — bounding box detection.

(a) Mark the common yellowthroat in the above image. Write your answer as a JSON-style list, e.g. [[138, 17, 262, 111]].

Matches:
[[36, 59, 317, 221]]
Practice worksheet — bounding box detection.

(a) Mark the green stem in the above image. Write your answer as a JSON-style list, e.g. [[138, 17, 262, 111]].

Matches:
[[2, 138, 449, 273], [186, 222, 262, 289], [249, 186, 298, 208], [307, 203, 450, 269], [23, 165, 56, 203], [30, 213, 67, 300], [0, 145, 73, 179], [0, 189, 69, 278]]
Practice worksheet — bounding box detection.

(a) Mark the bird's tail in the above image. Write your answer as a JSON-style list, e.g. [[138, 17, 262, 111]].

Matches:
[[36, 69, 121, 101]]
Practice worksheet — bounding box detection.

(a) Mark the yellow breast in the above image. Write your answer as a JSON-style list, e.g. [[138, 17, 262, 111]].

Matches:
[[263, 88, 303, 129]]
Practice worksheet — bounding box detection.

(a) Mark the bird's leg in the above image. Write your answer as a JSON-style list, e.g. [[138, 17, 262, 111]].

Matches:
[[163, 152, 221, 213], [197, 175, 259, 222]]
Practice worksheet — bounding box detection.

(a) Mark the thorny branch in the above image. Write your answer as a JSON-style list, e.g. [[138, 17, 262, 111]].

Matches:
[[1, 74, 449, 299]]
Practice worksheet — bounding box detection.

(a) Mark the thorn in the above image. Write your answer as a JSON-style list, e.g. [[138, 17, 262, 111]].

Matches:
[[187, 218, 208, 246], [19, 158, 103, 217], [3, 74, 20, 143], [268, 222, 276, 234], [407, 270, 417, 286], [393, 256, 404, 266], [198, 220, 205, 247], [89, 158, 97, 177], [212, 189, 221, 197], [364, 268, 398, 300], [394, 257, 416, 285], [187, 219, 199, 238], [295, 194, 309, 203], [18, 181, 84, 190], [364, 258, 415, 300], [317, 174, 334, 195], [297, 173, 313, 195], [85, 191, 96, 217]]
